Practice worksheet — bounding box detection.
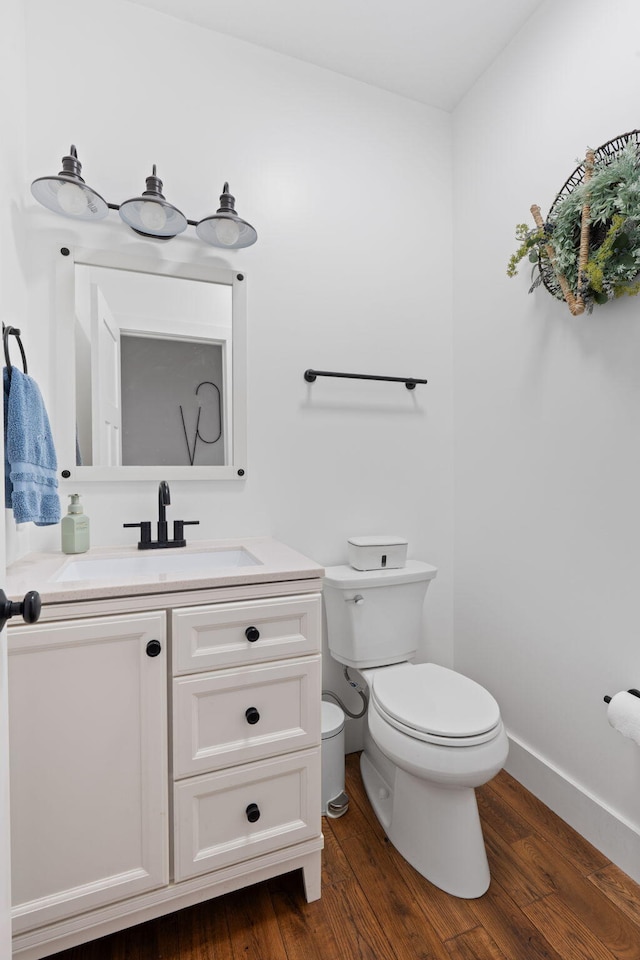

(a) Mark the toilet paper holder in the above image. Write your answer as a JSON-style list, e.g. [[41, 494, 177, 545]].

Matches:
[[603, 689, 640, 704]]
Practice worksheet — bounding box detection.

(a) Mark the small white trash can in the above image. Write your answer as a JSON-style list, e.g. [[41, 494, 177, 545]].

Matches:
[[321, 700, 348, 818]]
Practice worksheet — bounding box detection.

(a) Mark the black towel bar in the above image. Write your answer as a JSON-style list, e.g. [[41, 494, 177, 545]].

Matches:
[[3, 324, 28, 379], [304, 369, 427, 390]]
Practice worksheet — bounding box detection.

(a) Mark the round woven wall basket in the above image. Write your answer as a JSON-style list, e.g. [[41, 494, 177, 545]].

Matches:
[[540, 129, 640, 302]]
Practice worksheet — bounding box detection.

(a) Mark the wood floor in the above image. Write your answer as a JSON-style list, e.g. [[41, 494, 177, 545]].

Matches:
[[50, 753, 640, 960]]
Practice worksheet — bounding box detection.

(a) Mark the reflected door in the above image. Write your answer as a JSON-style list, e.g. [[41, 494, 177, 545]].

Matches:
[[91, 285, 122, 466]]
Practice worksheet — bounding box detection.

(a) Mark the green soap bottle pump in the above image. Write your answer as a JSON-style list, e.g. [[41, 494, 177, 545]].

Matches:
[[61, 494, 90, 555]]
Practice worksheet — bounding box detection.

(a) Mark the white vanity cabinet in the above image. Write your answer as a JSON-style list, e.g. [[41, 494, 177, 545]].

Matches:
[[6, 545, 323, 960]]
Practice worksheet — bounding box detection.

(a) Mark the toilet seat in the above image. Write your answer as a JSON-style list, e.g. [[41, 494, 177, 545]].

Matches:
[[370, 662, 502, 747]]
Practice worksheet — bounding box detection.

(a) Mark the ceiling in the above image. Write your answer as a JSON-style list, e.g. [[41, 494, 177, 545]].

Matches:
[[128, 0, 545, 112]]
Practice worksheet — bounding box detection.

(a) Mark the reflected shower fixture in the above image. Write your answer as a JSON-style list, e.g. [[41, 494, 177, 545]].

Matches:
[[30, 145, 258, 248]]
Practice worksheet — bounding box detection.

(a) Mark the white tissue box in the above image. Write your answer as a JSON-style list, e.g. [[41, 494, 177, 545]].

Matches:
[[347, 536, 408, 571]]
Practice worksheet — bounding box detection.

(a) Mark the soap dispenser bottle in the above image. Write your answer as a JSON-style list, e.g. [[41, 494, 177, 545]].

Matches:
[[61, 494, 90, 554]]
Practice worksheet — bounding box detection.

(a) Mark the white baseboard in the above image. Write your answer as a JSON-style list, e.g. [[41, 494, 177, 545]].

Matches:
[[505, 733, 640, 884]]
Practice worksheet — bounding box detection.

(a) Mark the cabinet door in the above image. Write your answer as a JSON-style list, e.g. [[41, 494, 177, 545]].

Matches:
[[9, 611, 168, 933]]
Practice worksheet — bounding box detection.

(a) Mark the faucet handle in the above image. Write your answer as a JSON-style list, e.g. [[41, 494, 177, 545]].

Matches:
[[123, 521, 152, 545], [173, 520, 199, 542]]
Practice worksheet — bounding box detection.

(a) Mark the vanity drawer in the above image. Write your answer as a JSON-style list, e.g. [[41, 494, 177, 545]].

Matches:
[[173, 748, 321, 881], [172, 594, 321, 674], [173, 656, 321, 778]]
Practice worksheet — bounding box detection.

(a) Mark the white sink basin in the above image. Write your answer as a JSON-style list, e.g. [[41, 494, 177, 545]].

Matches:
[[54, 548, 261, 583]]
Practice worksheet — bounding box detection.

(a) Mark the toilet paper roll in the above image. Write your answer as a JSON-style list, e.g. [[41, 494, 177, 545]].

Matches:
[[607, 691, 640, 745]]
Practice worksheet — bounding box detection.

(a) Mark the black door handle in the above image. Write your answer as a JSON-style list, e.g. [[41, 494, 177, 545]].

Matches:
[[246, 803, 261, 823], [245, 707, 260, 725], [245, 626, 260, 642], [0, 589, 42, 632], [146, 639, 162, 657]]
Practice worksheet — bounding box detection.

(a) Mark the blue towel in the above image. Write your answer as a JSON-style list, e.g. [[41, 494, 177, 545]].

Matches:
[[4, 367, 61, 525]]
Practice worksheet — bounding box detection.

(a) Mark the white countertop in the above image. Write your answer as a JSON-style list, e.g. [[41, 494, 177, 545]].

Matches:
[[6, 538, 324, 605]]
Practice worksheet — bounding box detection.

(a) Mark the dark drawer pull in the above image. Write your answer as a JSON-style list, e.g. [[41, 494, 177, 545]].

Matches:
[[245, 707, 260, 725], [246, 803, 261, 823], [0, 589, 42, 632], [146, 639, 162, 657], [245, 626, 260, 642]]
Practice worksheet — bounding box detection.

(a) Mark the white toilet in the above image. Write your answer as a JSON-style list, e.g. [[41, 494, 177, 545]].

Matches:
[[323, 560, 509, 899]]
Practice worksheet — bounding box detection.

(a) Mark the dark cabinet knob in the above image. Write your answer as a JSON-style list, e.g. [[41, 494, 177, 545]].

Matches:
[[245, 626, 260, 642], [146, 639, 162, 657], [245, 707, 260, 725], [246, 803, 261, 823], [0, 588, 42, 632], [21, 590, 42, 624]]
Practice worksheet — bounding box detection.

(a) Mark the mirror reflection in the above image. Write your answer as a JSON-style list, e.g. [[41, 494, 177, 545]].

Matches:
[[57, 249, 247, 482], [75, 265, 232, 467]]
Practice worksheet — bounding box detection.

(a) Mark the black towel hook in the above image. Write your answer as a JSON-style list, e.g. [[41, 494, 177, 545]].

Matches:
[[3, 324, 28, 380]]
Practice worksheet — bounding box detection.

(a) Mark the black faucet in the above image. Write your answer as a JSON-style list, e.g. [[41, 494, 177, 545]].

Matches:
[[123, 480, 200, 550], [157, 480, 170, 544]]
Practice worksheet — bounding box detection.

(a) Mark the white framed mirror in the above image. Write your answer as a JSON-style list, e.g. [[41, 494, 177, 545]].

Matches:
[[56, 247, 247, 482]]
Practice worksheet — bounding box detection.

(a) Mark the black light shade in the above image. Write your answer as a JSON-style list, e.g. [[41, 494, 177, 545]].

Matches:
[[196, 183, 257, 249], [31, 145, 108, 220], [119, 166, 188, 239]]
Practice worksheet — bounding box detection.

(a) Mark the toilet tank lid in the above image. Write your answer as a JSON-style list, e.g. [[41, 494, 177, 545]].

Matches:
[[323, 559, 437, 588], [347, 535, 408, 547]]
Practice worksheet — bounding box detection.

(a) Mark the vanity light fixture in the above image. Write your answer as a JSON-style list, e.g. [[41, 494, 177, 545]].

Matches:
[[30, 145, 258, 248], [30, 146, 108, 221], [118, 165, 188, 240], [196, 183, 258, 249]]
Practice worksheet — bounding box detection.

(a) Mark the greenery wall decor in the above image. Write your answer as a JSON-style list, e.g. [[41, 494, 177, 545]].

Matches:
[[508, 130, 640, 314]]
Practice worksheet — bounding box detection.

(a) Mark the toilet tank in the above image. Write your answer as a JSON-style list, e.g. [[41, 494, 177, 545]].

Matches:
[[323, 561, 437, 668]]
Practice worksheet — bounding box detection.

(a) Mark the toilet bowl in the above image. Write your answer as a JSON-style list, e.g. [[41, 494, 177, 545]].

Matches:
[[361, 661, 508, 897], [323, 561, 509, 899]]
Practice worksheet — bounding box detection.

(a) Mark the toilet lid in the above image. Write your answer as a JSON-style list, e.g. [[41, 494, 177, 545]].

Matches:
[[371, 663, 501, 740]]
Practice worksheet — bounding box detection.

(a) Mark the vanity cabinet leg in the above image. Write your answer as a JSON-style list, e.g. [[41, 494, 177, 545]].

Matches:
[[301, 851, 322, 902]]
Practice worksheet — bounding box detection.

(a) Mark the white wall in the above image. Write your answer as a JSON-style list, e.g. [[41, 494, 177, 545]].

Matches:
[[453, 0, 640, 878], [16, 0, 454, 724]]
